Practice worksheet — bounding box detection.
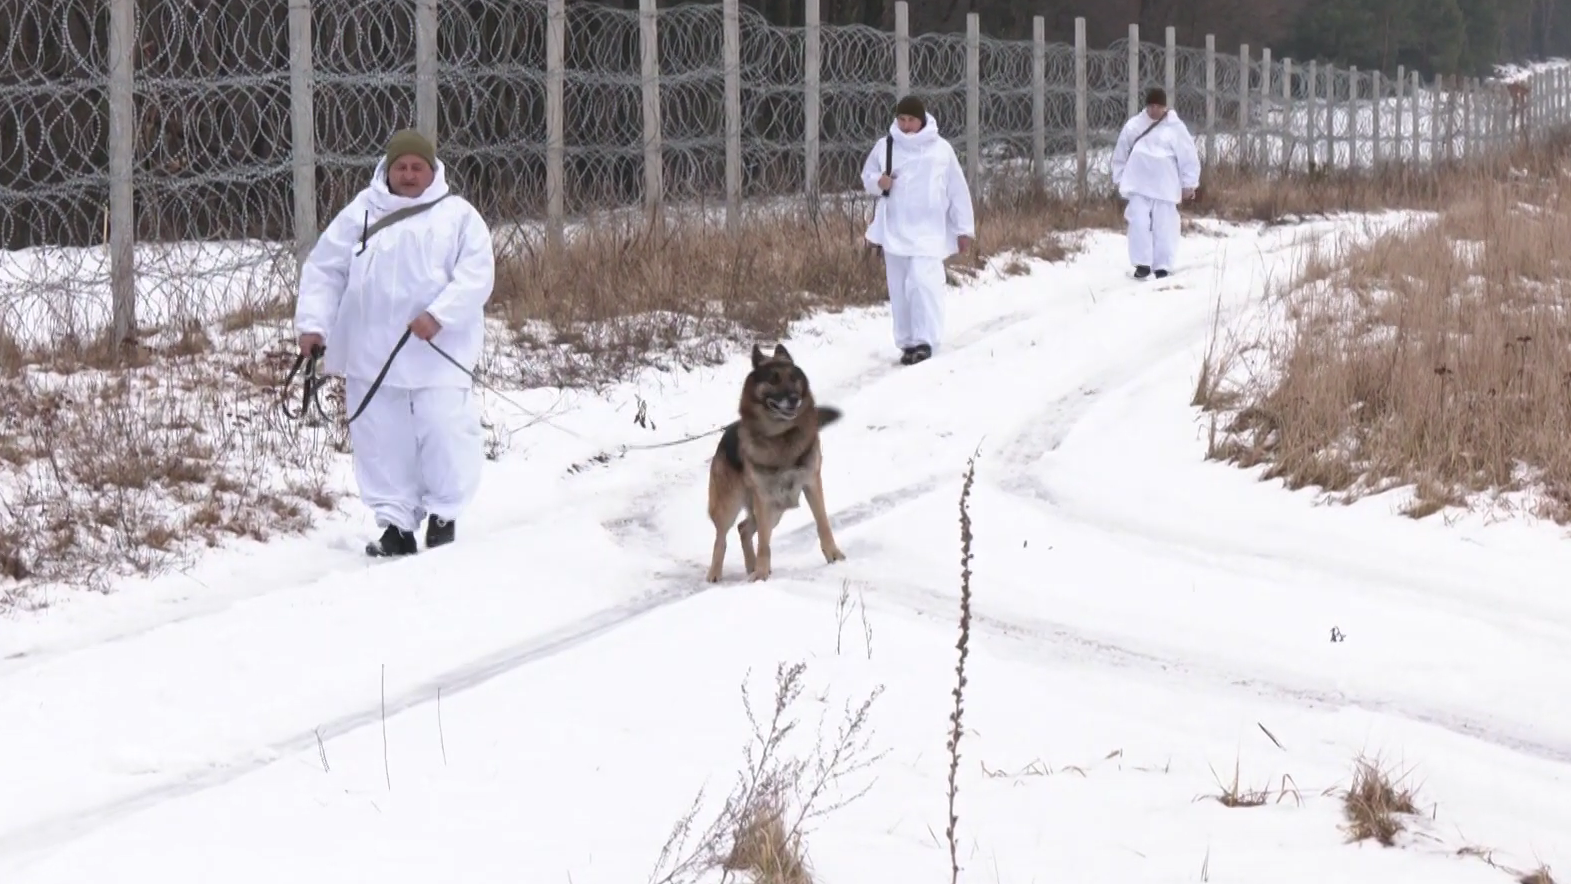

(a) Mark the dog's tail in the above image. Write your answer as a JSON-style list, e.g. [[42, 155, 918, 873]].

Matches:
[[815, 405, 843, 428]]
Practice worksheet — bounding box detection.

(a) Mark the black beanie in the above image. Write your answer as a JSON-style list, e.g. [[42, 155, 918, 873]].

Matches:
[[894, 95, 926, 123]]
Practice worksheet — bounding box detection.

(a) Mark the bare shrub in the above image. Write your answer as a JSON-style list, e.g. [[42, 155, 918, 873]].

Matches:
[[649, 661, 886, 884]]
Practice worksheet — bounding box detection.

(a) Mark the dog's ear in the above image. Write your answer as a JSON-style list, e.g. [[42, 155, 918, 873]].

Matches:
[[772, 343, 793, 363], [751, 344, 767, 368]]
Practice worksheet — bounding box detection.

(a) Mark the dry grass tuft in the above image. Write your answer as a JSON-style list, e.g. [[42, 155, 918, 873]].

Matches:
[[1196, 755, 1303, 808], [719, 791, 814, 884], [1203, 757, 1271, 808], [649, 661, 886, 884], [0, 316, 340, 606], [1340, 756, 1422, 846], [1198, 136, 1571, 520], [1521, 865, 1560, 883]]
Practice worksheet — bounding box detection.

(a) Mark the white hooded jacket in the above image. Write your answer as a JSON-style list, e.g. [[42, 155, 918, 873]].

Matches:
[[294, 157, 495, 388], [860, 113, 976, 259], [1110, 108, 1201, 204]]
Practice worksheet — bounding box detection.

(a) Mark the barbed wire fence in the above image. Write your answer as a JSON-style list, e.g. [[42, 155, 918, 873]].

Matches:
[[4, 0, 1570, 353]]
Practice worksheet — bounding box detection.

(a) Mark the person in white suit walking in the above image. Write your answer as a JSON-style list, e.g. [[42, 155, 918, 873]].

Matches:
[[1110, 87, 1201, 280], [294, 128, 496, 558], [860, 95, 976, 365]]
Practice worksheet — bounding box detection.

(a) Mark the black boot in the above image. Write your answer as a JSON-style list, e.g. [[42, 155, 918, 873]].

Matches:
[[1154, 269, 1170, 279], [426, 515, 455, 549], [1133, 264, 1152, 279], [366, 524, 418, 558], [905, 344, 932, 365]]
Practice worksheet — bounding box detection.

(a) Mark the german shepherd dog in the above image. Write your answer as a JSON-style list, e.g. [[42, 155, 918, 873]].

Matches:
[[705, 343, 846, 583]]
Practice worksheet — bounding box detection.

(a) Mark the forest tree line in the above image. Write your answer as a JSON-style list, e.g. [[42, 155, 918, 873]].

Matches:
[[622, 0, 1569, 79]]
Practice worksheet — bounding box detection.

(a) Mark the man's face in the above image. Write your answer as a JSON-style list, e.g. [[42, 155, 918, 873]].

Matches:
[[388, 155, 435, 197], [1145, 102, 1166, 120], [896, 113, 924, 134]]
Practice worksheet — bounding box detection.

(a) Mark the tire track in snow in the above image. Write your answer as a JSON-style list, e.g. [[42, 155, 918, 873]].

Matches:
[[970, 337, 1571, 767], [0, 281, 1051, 863], [769, 574, 1571, 767], [0, 572, 713, 863], [0, 300, 1041, 677]]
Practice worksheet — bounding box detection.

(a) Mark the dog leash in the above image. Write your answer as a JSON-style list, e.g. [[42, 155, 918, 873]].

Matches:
[[280, 328, 413, 427], [616, 426, 726, 453], [281, 329, 578, 437], [280, 343, 330, 422]]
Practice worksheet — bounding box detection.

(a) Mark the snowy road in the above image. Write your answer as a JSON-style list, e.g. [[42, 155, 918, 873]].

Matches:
[[3, 217, 1568, 882]]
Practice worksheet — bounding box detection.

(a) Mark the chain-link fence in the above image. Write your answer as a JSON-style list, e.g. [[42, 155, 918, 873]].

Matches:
[[4, 0, 1567, 349]]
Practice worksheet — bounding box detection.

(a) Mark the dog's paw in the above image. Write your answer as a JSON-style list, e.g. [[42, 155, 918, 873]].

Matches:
[[748, 566, 771, 582], [822, 543, 846, 564]]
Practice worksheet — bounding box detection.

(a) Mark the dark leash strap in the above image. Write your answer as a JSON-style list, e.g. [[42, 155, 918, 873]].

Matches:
[[279, 329, 412, 426], [280, 344, 330, 422], [342, 327, 414, 424]]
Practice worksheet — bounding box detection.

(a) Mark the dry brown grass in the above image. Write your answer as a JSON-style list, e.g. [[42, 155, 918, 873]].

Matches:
[[485, 187, 1081, 389], [719, 792, 814, 884], [1189, 157, 1484, 224], [1198, 136, 1571, 521], [1521, 865, 1560, 883], [1199, 757, 1308, 809], [1339, 756, 1422, 846], [0, 317, 341, 607]]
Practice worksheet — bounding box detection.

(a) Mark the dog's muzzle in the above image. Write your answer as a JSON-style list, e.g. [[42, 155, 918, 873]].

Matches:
[[766, 395, 801, 420]]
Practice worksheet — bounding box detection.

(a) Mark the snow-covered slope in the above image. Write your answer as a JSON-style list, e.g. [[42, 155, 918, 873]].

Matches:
[[2, 216, 1567, 883]]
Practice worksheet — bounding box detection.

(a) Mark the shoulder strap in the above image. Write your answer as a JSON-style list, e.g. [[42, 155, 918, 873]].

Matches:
[[365, 192, 453, 242], [1129, 109, 1168, 151], [881, 134, 895, 197]]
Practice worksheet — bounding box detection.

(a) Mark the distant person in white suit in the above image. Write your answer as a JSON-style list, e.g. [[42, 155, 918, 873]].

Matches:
[[861, 95, 976, 366], [1110, 87, 1201, 280], [294, 128, 496, 558]]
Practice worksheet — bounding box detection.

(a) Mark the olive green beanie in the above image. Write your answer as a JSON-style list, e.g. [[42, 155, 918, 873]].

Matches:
[[384, 128, 436, 169]]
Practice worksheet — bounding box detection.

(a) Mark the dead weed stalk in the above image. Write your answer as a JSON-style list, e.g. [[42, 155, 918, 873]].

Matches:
[[648, 661, 886, 884], [945, 450, 980, 884]]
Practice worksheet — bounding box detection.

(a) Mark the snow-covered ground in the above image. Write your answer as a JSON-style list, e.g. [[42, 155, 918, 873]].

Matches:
[[2, 214, 1568, 882]]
